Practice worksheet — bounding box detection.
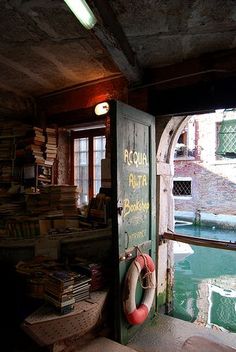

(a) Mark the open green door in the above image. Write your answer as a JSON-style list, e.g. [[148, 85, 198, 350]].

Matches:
[[110, 101, 156, 344]]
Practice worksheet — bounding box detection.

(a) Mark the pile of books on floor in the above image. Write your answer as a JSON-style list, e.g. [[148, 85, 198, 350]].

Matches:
[[44, 270, 91, 314]]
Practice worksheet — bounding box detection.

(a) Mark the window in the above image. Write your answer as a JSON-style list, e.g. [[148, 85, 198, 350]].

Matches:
[[216, 120, 236, 159], [174, 119, 196, 159], [72, 128, 105, 205], [173, 178, 192, 198], [93, 136, 106, 196]]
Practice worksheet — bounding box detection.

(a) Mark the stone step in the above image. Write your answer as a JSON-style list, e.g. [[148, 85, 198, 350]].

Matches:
[[78, 337, 137, 352]]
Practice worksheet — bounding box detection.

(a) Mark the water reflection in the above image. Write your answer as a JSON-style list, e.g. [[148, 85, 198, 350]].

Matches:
[[173, 225, 236, 332]]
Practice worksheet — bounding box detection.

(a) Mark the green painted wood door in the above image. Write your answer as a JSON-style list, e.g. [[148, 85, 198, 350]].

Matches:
[[110, 101, 156, 344]]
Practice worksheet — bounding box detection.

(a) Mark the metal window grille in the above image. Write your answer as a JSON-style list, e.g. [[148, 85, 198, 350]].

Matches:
[[173, 180, 192, 196], [216, 119, 236, 158]]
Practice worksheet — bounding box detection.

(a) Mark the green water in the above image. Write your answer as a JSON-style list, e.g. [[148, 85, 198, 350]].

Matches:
[[173, 225, 236, 332]]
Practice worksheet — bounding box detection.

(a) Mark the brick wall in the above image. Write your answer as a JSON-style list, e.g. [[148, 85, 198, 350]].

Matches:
[[174, 112, 236, 215], [174, 157, 236, 215]]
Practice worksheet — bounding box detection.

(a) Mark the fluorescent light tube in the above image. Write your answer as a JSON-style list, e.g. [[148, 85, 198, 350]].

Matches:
[[64, 0, 97, 30]]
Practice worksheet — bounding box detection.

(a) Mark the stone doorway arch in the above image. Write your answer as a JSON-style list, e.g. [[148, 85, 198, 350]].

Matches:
[[155, 114, 191, 313]]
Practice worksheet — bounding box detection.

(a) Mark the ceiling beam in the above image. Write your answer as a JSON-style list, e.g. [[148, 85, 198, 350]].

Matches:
[[143, 47, 236, 90], [149, 76, 236, 116], [37, 76, 128, 117], [90, 0, 142, 83], [47, 106, 105, 127]]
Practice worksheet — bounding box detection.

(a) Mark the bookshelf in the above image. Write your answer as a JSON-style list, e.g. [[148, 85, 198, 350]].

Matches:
[[15, 126, 57, 192], [0, 135, 24, 235], [0, 135, 17, 185], [23, 163, 53, 191], [0, 125, 57, 237]]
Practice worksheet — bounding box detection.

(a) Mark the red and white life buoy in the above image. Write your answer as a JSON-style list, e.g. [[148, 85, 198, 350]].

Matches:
[[123, 253, 156, 325]]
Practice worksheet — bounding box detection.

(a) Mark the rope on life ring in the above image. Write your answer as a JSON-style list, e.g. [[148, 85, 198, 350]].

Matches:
[[123, 251, 156, 325]]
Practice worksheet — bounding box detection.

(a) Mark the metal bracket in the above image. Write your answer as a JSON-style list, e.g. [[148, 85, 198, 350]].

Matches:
[[119, 240, 152, 262]]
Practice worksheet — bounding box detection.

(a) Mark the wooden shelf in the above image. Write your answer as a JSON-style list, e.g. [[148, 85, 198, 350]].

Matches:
[[37, 177, 51, 182], [23, 164, 53, 190], [0, 135, 16, 139]]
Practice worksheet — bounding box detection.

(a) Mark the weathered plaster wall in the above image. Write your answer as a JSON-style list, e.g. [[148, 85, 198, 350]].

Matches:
[[57, 128, 71, 184], [155, 115, 189, 312]]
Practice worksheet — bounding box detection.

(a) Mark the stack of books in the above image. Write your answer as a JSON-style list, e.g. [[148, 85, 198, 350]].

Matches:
[[72, 261, 107, 292], [44, 271, 76, 314], [45, 270, 92, 314], [0, 163, 12, 182], [16, 126, 45, 164], [0, 122, 30, 137], [0, 193, 25, 218], [40, 185, 79, 216], [7, 216, 40, 238], [0, 126, 14, 137], [89, 263, 107, 291], [24, 143, 45, 164], [73, 274, 91, 302], [0, 137, 15, 160], [44, 128, 57, 166], [25, 193, 51, 215]]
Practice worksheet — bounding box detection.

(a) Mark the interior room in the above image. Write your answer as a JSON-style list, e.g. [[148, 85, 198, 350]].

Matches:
[[1, 1, 236, 352]]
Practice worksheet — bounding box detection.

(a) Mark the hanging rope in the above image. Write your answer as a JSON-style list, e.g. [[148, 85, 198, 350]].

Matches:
[[134, 246, 156, 289]]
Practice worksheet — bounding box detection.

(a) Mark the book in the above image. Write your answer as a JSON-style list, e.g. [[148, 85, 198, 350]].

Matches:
[[45, 294, 75, 308], [46, 271, 75, 287]]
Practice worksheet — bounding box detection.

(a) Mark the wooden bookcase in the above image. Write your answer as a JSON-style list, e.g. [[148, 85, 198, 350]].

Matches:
[[0, 135, 17, 185], [23, 163, 53, 191]]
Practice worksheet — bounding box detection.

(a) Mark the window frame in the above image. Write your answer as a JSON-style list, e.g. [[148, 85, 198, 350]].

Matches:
[[71, 128, 105, 202], [215, 121, 222, 160]]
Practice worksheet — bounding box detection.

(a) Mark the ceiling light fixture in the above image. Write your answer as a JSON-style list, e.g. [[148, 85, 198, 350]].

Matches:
[[94, 102, 110, 116], [64, 0, 97, 30]]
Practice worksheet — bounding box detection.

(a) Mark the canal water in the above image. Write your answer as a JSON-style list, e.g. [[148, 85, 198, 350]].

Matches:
[[173, 225, 236, 332]]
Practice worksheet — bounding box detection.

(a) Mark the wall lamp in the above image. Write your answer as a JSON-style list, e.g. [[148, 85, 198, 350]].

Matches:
[[94, 102, 110, 116], [64, 0, 97, 30]]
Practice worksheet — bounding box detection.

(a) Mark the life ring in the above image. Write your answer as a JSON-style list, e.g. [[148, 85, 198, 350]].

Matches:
[[123, 253, 156, 325]]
